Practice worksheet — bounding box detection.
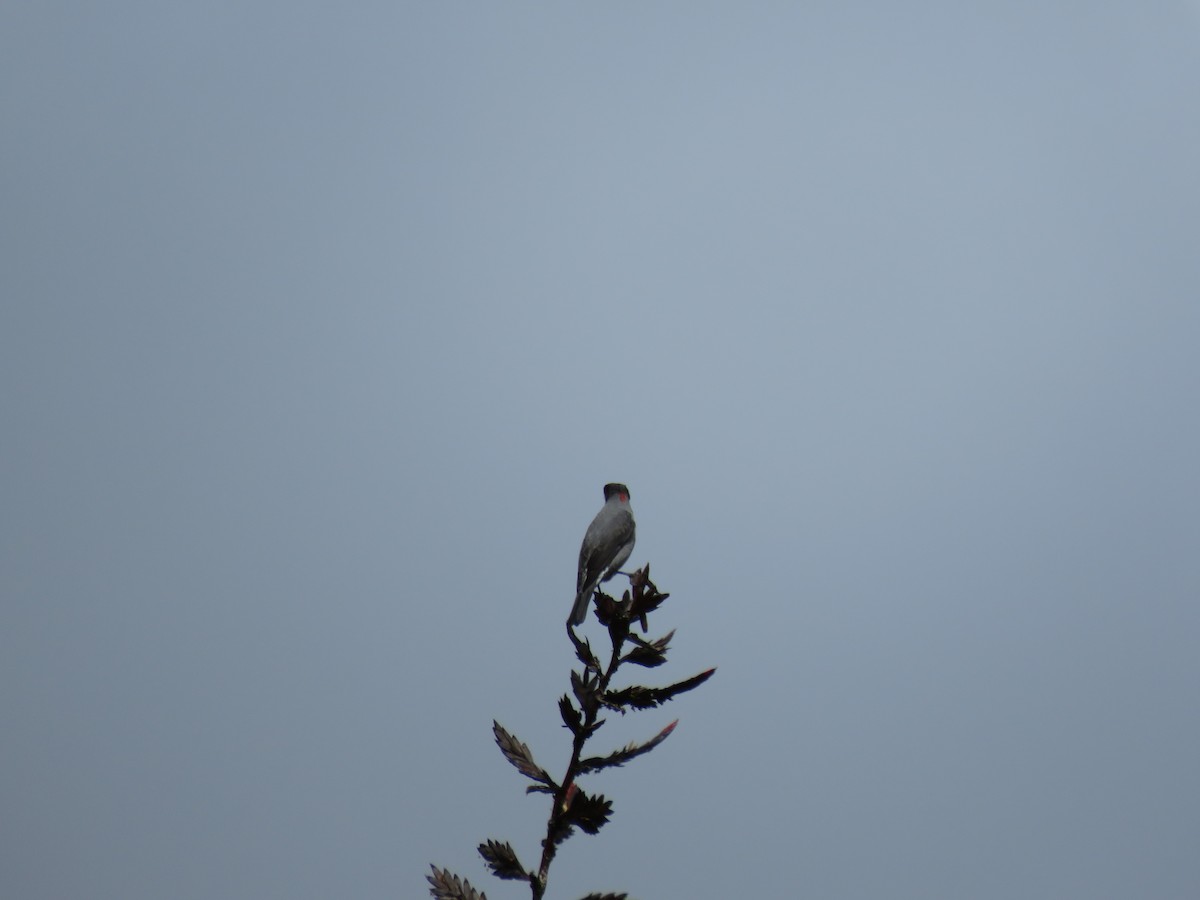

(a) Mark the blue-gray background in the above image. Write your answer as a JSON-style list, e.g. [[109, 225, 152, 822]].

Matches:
[[3, 3, 1198, 898]]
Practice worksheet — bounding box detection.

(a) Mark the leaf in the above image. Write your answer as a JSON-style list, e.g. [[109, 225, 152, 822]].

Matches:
[[558, 694, 582, 735], [570, 670, 600, 719], [629, 586, 668, 621], [578, 720, 678, 774], [477, 839, 527, 881], [568, 627, 600, 672], [492, 721, 555, 789], [606, 602, 631, 646], [578, 894, 629, 900], [563, 684, 605, 741], [604, 668, 716, 711], [564, 788, 612, 835], [427, 866, 487, 900], [621, 630, 675, 668]]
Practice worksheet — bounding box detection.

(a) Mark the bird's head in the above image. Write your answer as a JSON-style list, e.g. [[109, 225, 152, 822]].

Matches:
[[603, 483, 631, 503]]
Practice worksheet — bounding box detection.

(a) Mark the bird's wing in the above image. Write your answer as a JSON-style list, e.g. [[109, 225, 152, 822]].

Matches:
[[581, 509, 635, 587], [608, 509, 635, 553]]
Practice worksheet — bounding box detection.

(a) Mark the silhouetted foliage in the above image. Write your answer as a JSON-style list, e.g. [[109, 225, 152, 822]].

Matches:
[[478, 840, 527, 881], [427, 565, 715, 900], [427, 866, 487, 900]]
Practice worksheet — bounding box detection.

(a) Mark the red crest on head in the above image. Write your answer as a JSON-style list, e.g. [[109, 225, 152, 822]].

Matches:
[[603, 482, 630, 502]]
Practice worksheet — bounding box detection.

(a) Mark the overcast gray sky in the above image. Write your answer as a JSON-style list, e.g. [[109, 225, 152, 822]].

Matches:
[[3, 3, 1199, 899]]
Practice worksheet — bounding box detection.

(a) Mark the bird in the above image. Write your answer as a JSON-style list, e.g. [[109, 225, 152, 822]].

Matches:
[[569, 483, 636, 627]]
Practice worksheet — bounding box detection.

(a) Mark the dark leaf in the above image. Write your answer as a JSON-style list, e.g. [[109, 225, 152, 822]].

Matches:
[[593, 592, 613, 627], [477, 839, 527, 881], [629, 586, 667, 621], [564, 788, 612, 835], [492, 721, 555, 789], [578, 894, 629, 900], [427, 866, 487, 900], [623, 646, 664, 669], [559, 694, 582, 735], [606, 601, 630, 647], [604, 668, 716, 711], [568, 627, 600, 672], [578, 719, 678, 774], [622, 568, 665, 632], [630, 564, 649, 587], [647, 629, 675, 652], [621, 630, 675, 668], [571, 670, 600, 718]]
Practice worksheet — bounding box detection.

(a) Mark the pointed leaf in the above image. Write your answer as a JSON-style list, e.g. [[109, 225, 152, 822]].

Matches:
[[492, 721, 555, 789], [571, 670, 600, 718], [604, 668, 716, 711], [566, 792, 612, 835], [477, 840, 527, 881], [427, 866, 487, 900], [625, 569, 666, 632], [621, 630, 675, 668], [564, 788, 612, 835], [629, 587, 667, 621], [558, 694, 582, 735], [578, 720, 678, 774], [568, 627, 600, 672]]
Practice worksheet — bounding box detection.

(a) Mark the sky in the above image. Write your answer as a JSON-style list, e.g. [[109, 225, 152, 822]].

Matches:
[[3, 3, 1199, 898]]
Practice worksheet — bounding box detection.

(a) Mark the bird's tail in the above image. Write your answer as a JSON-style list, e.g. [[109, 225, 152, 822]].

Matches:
[[568, 588, 592, 627]]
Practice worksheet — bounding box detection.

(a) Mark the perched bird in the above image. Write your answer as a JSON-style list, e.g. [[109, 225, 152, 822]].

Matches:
[[570, 483, 636, 626]]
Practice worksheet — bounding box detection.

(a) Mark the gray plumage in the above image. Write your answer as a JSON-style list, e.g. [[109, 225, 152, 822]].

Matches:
[[569, 483, 636, 626]]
